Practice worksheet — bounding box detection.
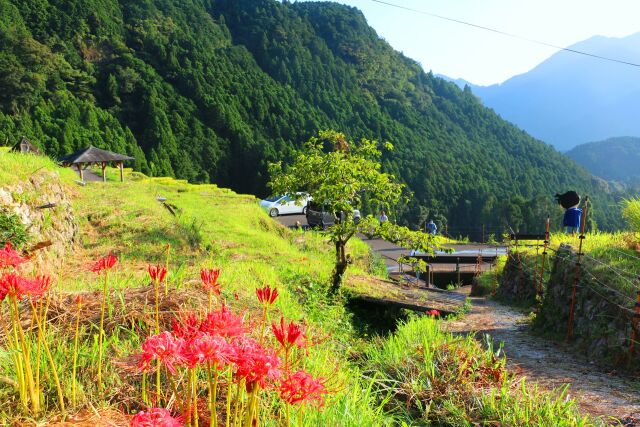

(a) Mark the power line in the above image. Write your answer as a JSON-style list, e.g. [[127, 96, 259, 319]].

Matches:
[[369, 0, 640, 69]]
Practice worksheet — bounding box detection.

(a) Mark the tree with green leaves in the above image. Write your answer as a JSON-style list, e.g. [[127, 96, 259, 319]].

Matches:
[[270, 130, 413, 293]]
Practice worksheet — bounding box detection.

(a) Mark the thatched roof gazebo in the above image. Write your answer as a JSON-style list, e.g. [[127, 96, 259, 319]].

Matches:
[[60, 146, 134, 182], [11, 137, 42, 155]]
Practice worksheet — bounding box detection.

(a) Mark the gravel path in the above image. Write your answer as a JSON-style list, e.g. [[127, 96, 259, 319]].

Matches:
[[445, 289, 640, 424]]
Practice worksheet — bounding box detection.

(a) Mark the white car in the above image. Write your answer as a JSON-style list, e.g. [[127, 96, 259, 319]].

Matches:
[[260, 193, 311, 217]]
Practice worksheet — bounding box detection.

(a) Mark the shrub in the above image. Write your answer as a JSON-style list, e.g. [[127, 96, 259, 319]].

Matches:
[[0, 210, 28, 249]]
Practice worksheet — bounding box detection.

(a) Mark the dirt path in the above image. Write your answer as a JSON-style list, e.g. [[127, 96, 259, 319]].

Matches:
[[445, 289, 640, 423]]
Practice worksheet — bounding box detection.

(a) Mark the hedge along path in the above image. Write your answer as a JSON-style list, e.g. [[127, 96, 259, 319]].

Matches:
[[444, 287, 640, 422]]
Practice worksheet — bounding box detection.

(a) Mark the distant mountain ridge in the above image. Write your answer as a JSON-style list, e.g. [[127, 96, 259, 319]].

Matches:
[[566, 136, 640, 182], [444, 32, 640, 151]]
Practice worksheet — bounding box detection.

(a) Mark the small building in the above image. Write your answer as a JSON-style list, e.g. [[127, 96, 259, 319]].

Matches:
[[10, 137, 42, 155], [60, 146, 134, 182]]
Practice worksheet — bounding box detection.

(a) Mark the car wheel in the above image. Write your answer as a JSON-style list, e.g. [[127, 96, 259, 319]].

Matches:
[[269, 208, 279, 217], [302, 206, 308, 215]]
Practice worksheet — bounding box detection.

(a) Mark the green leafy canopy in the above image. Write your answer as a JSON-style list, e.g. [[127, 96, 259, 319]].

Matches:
[[268, 130, 405, 216]]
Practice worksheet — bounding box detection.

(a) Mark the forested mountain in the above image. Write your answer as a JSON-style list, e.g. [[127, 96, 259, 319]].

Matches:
[[567, 137, 640, 182], [0, 0, 621, 230], [467, 33, 640, 151]]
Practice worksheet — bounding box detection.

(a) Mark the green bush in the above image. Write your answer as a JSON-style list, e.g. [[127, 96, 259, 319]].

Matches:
[[0, 210, 28, 249]]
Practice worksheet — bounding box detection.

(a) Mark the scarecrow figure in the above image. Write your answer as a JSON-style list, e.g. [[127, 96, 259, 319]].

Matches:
[[555, 191, 582, 234]]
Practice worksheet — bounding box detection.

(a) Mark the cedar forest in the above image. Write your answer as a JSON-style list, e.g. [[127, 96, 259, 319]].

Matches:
[[0, 0, 625, 231]]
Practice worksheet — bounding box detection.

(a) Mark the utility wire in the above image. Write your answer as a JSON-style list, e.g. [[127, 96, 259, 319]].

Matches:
[[369, 0, 640, 69]]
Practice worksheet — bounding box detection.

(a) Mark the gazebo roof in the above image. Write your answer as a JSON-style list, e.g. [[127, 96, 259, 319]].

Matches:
[[60, 146, 134, 164]]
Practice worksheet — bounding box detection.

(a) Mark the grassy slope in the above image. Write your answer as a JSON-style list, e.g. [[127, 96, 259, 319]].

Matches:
[[0, 152, 598, 425]]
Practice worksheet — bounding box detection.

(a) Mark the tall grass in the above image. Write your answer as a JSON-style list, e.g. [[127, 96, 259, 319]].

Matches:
[[361, 316, 598, 426]]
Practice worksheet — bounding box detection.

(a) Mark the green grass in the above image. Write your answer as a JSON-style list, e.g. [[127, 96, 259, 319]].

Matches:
[[361, 315, 596, 426], [0, 149, 76, 186], [0, 154, 603, 425]]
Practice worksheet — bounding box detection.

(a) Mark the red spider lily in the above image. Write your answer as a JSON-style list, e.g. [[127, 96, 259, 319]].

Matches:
[[0, 272, 38, 301], [147, 264, 167, 283], [23, 275, 53, 298], [130, 407, 183, 427], [199, 305, 245, 338], [138, 332, 185, 375], [172, 311, 201, 340], [180, 332, 230, 369], [271, 317, 305, 350], [74, 294, 85, 306], [229, 337, 281, 390], [426, 309, 441, 317], [200, 268, 221, 295], [278, 370, 328, 406], [256, 285, 278, 305], [0, 242, 28, 269], [89, 253, 118, 274]]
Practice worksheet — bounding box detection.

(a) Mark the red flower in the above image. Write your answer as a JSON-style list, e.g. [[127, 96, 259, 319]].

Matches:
[[89, 254, 118, 274], [131, 407, 183, 427], [172, 311, 201, 340], [229, 337, 281, 390], [271, 317, 305, 350], [278, 370, 328, 406], [0, 272, 28, 301], [256, 285, 278, 305], [199, 305, 245, 338], [200, 268, 221, 295], [426, 309, 441, 317], [24, 275, 52, 298], [74, 294, 85, 306], [181, 332, 230, 369], [138, 332, 185, 375], [0, 242, 28, 270], [147, 264, 167, 283]]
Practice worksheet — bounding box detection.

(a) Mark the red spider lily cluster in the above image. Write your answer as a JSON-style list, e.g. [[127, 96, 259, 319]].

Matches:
[[0, 242, 62, 414], [148, 264, 168, 283], [0, 242, 28, 269], [256, 285, 278, 305], [426, 309, 441, 316], [133, 282, 329, 426], [89, 253, 118, 273], [131, 408, 183, 427], [200, 268, 221, 295]]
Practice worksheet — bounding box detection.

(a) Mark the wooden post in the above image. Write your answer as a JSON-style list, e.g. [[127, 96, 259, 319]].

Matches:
[[101, 162, 107, 182], [567, 196, 589, 340], [76, 164, 84, 182], [537, 217, 551, 298], [456, 257, 460, 286], [119, 162, 124, 182]]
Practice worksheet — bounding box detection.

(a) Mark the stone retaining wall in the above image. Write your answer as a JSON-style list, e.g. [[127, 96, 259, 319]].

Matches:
[[0, 171, 78, 274]]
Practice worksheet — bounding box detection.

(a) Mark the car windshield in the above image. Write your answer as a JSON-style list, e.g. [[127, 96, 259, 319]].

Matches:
[[264, 195, 282, 202]]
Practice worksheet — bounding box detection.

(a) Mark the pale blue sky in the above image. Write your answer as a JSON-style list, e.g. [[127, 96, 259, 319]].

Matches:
[[297, 0, 640, 85]]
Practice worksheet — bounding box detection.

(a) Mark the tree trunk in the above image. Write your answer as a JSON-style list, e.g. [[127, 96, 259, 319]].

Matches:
[[330, 240, 348, 295]]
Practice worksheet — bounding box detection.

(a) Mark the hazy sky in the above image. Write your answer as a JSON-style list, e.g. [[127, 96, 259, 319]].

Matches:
[[298, 0, 640, 85]]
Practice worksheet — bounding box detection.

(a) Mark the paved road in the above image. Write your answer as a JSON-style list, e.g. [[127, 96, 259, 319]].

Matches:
[[272, 214, 506, 273]]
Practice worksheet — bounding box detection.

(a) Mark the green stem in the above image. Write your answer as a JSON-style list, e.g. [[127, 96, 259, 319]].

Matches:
[[192, 369, 200, 427], [11, 296, 39, 414], [1, 310, 26, 409], [30, 298, 65, 412], [97, 271, 109, 395], [141, 372, 148, 406], [225, 367, 232, 427], [72, 303, 82, 406]]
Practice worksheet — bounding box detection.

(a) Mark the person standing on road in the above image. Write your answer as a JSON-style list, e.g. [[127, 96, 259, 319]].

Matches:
[[427, 219, 437, 235], [378, 210, 388, 224]]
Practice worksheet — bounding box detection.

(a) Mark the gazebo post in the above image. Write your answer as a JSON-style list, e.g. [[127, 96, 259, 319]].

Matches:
[[101, 162, 107, 182], [119, 162, 124, 182], [76, 164, 84, 182]]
